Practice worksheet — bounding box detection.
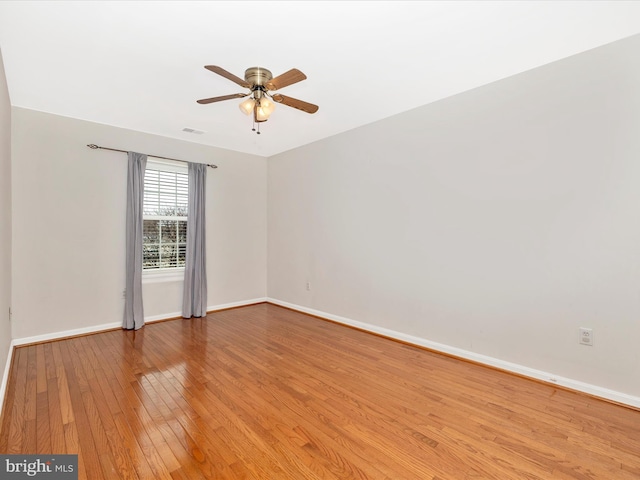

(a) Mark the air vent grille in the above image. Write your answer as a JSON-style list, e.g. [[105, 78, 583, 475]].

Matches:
[[182, 127, 205, 135]]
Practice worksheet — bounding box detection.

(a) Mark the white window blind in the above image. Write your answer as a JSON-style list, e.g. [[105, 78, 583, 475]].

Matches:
[[142, 160, 188, 270]]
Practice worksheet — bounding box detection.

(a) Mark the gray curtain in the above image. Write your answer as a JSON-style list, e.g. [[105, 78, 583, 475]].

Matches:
[[123, 152, 147, 330], [182, 162, 208, 318]]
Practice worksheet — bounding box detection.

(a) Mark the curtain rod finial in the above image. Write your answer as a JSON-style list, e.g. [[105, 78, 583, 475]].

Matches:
[[87, 144, 99, 149]]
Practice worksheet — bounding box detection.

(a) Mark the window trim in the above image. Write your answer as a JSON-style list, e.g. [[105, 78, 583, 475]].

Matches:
[[142, 267, 185, 283]]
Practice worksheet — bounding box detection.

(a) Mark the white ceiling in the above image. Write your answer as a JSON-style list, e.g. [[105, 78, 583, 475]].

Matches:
[[1, 1, 640, 158]]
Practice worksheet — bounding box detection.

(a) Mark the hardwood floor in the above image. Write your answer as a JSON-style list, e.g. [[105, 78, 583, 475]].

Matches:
[[0, 303, 639, 479]]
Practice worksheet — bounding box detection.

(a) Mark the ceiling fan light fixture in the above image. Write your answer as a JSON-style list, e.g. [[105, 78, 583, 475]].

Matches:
[[198, 65, 318, 133], [239, 97, 255, 115], [259, 97, 275, 116], [255, 105, 271, 122]]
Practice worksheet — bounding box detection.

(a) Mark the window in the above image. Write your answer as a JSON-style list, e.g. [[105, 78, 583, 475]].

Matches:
[[142, 160, 188, 271]]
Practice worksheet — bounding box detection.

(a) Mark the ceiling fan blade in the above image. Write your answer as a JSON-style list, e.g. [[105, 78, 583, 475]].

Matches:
[[272, 94, 319, 114], [204, 65, 250, 88], [197, 93, 248, 104], [266, 69, 307, 91]]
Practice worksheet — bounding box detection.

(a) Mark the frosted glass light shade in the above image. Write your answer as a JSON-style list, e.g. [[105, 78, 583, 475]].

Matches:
[[239, 98, 255, 115], [255, 106, 269, 122], [260, 97, 275, 116], [255, 97, 275, 122]]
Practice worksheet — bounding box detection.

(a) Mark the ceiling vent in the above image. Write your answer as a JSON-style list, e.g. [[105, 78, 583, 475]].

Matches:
[[182, 127, 205, 134]]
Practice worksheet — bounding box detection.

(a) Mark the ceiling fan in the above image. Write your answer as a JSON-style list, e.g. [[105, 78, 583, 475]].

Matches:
[[197, 65, 319, 133]]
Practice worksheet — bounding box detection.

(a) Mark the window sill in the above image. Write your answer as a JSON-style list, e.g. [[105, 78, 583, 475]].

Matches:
[[142, 269, 185, 284]]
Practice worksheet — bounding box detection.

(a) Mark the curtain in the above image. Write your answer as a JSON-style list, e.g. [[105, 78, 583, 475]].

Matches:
[[123, 152, 147, 330], [182, 162, 207, 318]]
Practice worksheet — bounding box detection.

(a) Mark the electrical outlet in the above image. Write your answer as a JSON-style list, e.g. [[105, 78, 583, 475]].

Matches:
[[306, 282, 311, 291], [122, 289, 127, 299], [579, 327, 593, 346]]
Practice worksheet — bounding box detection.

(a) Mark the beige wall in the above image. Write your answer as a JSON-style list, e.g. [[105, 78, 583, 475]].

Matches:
[[0, 50, 12, 392], [11, 109, 267, 338], [268, 35, 640, 400]]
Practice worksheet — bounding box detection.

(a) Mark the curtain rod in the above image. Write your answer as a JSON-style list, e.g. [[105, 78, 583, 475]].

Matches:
[[86, 144, 218, 169]]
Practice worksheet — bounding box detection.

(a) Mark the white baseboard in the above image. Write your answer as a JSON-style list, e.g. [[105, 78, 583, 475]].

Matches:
[[10, 297, 269, 347], [144, 298, 269, 322], [6, 296, 633, 414], [0, 341, 15, 419], [13, 321, 122, 346], [0, 297, 269, 418], [207, 297, 268, 312], [267, 297, 640, 409], [145, 311, 182, 322]]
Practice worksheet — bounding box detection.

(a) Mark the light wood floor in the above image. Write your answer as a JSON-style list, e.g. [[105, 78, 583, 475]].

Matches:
[[0, 303, 639, 479]]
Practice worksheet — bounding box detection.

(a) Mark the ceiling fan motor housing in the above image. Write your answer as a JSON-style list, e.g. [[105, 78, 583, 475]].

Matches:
[[244, 67, 273, 87]]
